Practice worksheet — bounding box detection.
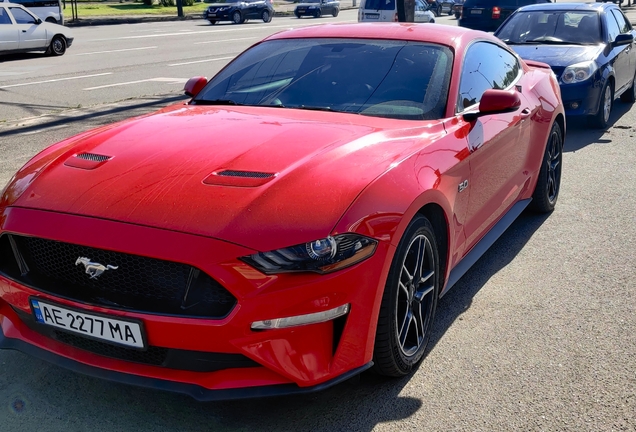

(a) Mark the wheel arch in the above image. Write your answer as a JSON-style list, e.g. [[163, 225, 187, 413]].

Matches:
[[415, 203, 449, 294]]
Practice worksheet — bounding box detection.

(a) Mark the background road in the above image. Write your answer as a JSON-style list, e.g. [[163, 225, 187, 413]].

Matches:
[[1, 8, 635, 432]]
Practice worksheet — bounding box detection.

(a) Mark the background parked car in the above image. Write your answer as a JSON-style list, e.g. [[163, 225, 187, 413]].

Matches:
[[0, 0, 63, 25], [359, 0, 434, 23], [459, 0, 551, 32], [0, 3, 72, 56], [495, 2, 636, 128], [295, 0, 339, 18], [452, 0, 464, 18], [203, 0, 274, 25]]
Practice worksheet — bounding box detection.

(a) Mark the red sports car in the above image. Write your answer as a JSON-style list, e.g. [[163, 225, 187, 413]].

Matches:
[[0, 23, 564, 400]]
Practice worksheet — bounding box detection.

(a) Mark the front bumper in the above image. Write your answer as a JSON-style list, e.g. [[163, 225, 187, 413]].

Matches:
[[204, 10, 232, 20], [295, 8, 319, 16], [559, 79, 603, 117], [0, 207, 389, 397]]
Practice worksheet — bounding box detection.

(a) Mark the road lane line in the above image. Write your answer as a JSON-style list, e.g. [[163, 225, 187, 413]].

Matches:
[[194, 37, 258, 45], [168, 56, 235, 67], [0, 73, 113, 89], [76, 46, 158, 56], [83, 77, 187, 91], [89, 21, 356, 42]]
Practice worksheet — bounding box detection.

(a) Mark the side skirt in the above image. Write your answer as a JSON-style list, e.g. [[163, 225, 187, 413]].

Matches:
[[441, 198, 532, 297]]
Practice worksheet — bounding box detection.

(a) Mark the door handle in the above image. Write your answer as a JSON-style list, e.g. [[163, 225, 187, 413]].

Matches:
[[22, 30, 27, 32], [520, 108, 532, 119]]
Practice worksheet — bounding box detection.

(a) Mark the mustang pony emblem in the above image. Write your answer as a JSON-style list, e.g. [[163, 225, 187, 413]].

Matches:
[[75, 257, 118, 279]]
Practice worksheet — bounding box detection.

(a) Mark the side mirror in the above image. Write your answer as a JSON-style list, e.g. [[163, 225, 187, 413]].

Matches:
[[463, 89, 521, 121], [36, 18, 42, 24], [184, 76, 208, 98], [613, 33, 634, 47]]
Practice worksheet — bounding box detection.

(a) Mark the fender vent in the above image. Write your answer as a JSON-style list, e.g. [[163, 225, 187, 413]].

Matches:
[[217, 170, 274, 179]]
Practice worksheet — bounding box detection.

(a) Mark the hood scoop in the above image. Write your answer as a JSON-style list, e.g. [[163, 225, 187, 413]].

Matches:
[[64, 153, 113, 170], [203, 170, 277, 187]]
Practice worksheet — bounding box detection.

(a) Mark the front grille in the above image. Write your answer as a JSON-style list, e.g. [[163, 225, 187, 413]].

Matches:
[[55, 331, 168, 365], [0, 234, 236, 318]]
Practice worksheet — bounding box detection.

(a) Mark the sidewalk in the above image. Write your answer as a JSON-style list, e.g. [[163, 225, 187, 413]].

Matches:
[[65, 0, 359, 26]]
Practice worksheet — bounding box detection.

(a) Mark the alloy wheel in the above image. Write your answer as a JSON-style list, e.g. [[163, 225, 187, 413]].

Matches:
[[545, 125, 562, 204], [602, 85, 612, 124], [395, 234, 436, 357]]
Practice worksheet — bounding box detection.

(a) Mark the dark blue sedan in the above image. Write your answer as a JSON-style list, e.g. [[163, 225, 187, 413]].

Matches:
[[495, 3, 636, 128]]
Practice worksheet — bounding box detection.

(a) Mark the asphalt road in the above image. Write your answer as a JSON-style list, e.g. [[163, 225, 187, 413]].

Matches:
[[1, 9, 636, 432]]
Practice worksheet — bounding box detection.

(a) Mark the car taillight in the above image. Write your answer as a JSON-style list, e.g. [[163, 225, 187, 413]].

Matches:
[[492, 6, 500, 19], [394, 12, 398, 21]]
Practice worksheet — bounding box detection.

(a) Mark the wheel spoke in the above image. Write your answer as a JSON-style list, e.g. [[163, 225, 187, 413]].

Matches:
[[399, 281, 409, 296], [398, 310, 413, 347], [414, 284, 435, 302], [419, 269, 434, 285], [402, 265, 413, 281], [412, 237, 425, 282]]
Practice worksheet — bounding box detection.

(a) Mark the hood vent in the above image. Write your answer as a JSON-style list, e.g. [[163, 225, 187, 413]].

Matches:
[[203, 170, 277, 187], [217, 170, 275, 179], [64, 153, 112, 170]]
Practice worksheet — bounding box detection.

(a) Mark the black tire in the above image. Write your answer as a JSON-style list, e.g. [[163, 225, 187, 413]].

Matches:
[[45, 17, 57, 23], [332, 7, 339, 16], [48, 35, 66, 56], [232, 10, 243, 24], [454, 11, 460, 18], [592, 80, 613, 129], [447, 10, 453, 15], [373, 215, 440, 377], [261, 9, 271, 22], [620, 72, 636, 103], [529, 121, 563, 213], [314, 9, 321, 18], [295, 11, 301, 18], [208, 19, 217, 24]]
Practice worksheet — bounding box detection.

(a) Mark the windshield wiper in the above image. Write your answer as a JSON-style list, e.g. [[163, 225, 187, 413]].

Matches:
[[194, 99, 245, 106], [527, 38, 586, 45], [294, 105, 339, 112]]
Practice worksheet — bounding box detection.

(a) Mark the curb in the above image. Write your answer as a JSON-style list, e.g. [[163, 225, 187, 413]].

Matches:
[[65, 6, 357, 26]]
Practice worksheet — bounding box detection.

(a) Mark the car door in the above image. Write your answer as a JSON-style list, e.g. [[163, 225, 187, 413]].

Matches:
[[457, 42, 530, 253], [610, 8, 636, 84], [0, 6, 19, 52], [8, 6, 47, 50], [605, 9, 631, 94]]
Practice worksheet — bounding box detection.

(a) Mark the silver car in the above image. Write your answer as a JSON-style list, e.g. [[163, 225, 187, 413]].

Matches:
[[0, 3, 73, 56]]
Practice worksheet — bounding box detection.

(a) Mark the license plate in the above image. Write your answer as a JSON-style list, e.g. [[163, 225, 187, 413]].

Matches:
[[298, 9, 306, 12], [209, 13, 216, 16], [470, 9, 482, 14], [31, 298, 146, 349], [365, 13, 379, 19]]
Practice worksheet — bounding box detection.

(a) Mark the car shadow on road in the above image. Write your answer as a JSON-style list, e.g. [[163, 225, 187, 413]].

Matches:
[[563, 101, 633, 153], [0, 53, 48, 63]]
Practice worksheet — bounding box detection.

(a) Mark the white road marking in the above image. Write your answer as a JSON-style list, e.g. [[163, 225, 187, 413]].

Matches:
[[76, 46, 158, 56], [168, 56, 235, 67], [21, 124, 70, 135], [0, 73, 113, 89], [194, 37, 258, 45], [83, 77, 187, 91], [89, 21, 355, 42]]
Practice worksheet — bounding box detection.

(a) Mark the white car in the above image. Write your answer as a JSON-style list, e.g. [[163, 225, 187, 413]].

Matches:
[[359, 0, 435, 23], [0, 3, 73, 56]]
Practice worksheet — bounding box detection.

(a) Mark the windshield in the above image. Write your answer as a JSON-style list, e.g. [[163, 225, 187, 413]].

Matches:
[[195, 38, 453, 121], [303, 0, 321, 3], [496, 11, 602, 45]]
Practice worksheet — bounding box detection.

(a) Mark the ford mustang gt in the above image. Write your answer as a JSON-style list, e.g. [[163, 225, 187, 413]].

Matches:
[[0, 23, 564, 401]]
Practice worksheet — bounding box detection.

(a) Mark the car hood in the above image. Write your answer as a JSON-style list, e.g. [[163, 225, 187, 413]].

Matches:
[[40, 22, 73, 37], [296, 3, 322, 6], [510, 44, 603, 68], [4, 105, 444, 251], [208, 2, 243, 6]]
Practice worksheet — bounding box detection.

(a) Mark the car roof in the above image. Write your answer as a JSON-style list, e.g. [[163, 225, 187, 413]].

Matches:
[[265, 23, 502, 51], [517, 2, 613, 12]]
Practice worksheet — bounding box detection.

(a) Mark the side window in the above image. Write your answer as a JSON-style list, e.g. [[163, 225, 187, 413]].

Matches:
[[611, 9, 631, 34], [8, 7, 36, 24], [458, 42, 521, 112], [0, 8, 13, 25], [605, 12, 621, 42]]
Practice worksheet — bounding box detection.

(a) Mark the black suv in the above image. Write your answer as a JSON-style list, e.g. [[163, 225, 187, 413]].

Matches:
[[459, 0, 550, 32]]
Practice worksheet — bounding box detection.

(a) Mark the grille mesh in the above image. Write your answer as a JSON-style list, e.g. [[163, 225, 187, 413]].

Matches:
[[2, 235, 236, 318], [55, 331, 168, 366], [218, 170, 274, 179], [76, 153, 111, 162]]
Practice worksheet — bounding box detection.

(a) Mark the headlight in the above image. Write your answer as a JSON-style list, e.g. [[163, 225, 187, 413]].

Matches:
[[218, 6, 229, 10], [240, 233, 378, 274], [561, 60, 598, 84]]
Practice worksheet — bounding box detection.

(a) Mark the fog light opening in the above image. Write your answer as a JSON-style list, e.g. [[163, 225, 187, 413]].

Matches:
[[251, 304, 350, 330], [570, 102, 579, 109]]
